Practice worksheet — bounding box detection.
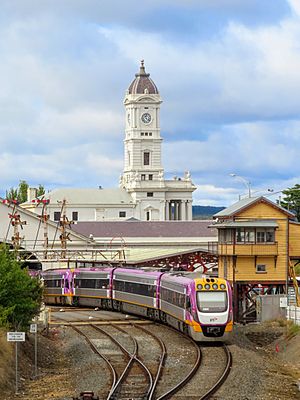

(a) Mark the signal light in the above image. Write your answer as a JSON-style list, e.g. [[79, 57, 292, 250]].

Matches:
[[220, 283, 226, 290], [204, 283, 210, 290], [212, 283, 218, 290], [197, 284, 203, 290]]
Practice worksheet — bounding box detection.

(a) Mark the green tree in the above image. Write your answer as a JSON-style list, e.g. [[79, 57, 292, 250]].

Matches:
[[6, 187, 18, 201], [17, 180, 29, 203], [280, 184, 300, 221], [5, 181, 45, 203], [0, 245, 42, 330], [36, 184, 45, 197]]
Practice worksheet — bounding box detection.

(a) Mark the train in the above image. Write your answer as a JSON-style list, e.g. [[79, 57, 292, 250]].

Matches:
[[42, 266, 233, 341]]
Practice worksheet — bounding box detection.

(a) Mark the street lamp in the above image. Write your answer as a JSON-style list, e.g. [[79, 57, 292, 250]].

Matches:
[[229, 173, 251, 198]]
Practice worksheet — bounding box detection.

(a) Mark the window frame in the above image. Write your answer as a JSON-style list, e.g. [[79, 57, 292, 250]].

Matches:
[[256, 264, 267, 273], [54, 211, 61, 222], [143, 151, 150, 166]]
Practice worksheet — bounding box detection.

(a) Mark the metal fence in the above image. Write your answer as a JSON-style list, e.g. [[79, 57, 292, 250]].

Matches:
[[287, 306, 300, 326]]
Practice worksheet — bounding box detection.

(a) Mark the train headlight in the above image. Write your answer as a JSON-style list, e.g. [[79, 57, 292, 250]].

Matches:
[[197, 284, 203, 290], [220, 283, 226, 290], [212, 283, 218, 290], [204, 283, 210, 290]]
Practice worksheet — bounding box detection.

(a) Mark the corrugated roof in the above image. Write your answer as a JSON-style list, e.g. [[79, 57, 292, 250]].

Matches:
[[214, 197, 259, 217], [214, 196, 295, 218], [36, 188, 133, 205], [72, 221, 217, 238], [210, 220, 278, 228], [124, 246, 210, 263]]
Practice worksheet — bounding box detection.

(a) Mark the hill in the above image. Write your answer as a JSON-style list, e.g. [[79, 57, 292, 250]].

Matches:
[[192, 205, 225, 219]]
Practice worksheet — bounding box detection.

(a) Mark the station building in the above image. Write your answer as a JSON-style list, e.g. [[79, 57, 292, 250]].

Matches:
[[23, 62, 196, 222], [211, 196, 300, 321]]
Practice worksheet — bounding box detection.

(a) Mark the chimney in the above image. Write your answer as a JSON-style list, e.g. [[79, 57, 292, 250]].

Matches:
[[27, 187, 38, 203]]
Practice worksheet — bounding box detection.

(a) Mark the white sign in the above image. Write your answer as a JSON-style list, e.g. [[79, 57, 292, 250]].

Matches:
[[280, 297, 288, 308], [30, 324, 37, 334], [7, 332, 25, 342]]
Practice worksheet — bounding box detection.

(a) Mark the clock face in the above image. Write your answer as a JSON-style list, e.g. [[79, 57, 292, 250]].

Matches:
[[141, 112, 152, 124]]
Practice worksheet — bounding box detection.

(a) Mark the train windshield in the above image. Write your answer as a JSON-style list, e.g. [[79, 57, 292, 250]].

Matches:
[[196, 291, 228, 313]]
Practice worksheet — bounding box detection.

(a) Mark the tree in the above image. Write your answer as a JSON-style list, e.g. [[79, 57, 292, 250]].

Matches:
[[17, 180, 29, 203], [5, 187, 18, 201], [5, 181, 45, 203], [280, 184, 300, 221], [0, 245, 42, 330], [36, 184, 45, 197]]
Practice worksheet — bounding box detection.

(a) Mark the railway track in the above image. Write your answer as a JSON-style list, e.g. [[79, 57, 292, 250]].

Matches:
[[51, 309, 232, 399]]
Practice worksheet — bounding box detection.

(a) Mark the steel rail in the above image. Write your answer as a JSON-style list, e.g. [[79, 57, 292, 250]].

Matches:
[[155, 326, 202, 400], [112, 324, 154, 398], [93, 324, 137, 400], [199, 343, 232, 400], [91, 324, 153, 400], [131, 323, 167, 400], [70, 325, 117, 396]]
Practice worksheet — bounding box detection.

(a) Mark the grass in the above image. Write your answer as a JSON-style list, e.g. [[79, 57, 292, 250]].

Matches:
[[285, 320, 300, 339], [0, 329, 14, 391]]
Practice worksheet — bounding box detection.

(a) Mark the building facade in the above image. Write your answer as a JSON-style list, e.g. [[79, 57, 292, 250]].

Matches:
[[211, 196, 300, 321], [23, 62, 196, 222]]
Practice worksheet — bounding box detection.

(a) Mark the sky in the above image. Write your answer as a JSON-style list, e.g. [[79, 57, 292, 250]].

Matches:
[[1, 0, 300, 206]]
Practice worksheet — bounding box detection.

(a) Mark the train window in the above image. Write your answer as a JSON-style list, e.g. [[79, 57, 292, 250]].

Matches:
[[114, 280, 156, 297], [74, 278, 108, 289], [160, 287, 186, 308], [197, 291, 227, 313], [44, 279, 61, 288]]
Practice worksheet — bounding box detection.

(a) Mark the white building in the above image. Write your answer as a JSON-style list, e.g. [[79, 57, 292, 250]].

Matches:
[[23, 62, 196, 222]]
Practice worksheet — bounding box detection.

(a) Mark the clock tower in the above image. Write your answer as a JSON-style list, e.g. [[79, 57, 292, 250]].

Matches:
[[122, 60, 163, 185], [120, 61, 196, 221]]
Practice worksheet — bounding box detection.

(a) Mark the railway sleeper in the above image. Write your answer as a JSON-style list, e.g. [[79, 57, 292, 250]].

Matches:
[[73, 391, 99, 400]]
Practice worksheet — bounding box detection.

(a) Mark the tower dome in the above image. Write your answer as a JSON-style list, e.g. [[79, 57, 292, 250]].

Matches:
[[128, 60, 159, 95]]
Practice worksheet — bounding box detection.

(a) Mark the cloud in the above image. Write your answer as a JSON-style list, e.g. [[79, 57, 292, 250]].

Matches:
[[0, 0, 299, 208]]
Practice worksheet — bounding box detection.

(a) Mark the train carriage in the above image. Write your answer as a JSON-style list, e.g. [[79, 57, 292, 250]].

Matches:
[[192, 275, 233, 340], [73, 267, 114, 308], [42, 269, 73, 305], [112, 268, 163, 318], [159, 273, 193, 333]]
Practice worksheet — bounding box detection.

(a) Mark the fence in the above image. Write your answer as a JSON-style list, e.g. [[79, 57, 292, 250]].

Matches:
[[287, 306, 300, 326]]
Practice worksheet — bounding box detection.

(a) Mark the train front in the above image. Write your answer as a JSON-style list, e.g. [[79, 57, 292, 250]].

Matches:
[[191, 277, 233, 341]]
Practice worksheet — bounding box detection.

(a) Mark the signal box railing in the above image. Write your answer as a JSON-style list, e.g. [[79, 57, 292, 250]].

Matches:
[[217, 242, 278, 256]]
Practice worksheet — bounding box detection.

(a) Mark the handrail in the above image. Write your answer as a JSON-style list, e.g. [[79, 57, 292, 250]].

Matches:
[[289, 259, 300, 307]]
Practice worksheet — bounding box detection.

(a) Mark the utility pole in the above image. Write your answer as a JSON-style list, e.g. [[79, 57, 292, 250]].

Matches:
[[59, 199, 74, 259], [9, 212, 27, 253]]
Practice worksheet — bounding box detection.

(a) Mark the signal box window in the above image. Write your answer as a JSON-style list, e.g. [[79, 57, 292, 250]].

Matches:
[[54, 211, 61, 221], [143, 152, 150, 166], [256, 264, 267, 273], [119, 211, 126, 218], [72, 211, 78, 221]]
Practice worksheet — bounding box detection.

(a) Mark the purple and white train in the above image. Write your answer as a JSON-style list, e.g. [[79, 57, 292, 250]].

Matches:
[[42, 267, 233, 341]]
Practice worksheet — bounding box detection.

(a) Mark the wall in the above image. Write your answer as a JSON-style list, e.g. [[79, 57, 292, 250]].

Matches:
[[256, 294, 287, 322], [234, 202, 289, 282]]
